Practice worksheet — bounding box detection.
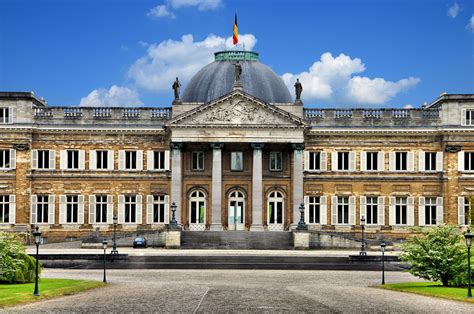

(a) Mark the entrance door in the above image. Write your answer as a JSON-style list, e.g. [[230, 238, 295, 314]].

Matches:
[[268, 191, 284, 231], [189, 190, 206, 231], [228, 190, 245, 231]]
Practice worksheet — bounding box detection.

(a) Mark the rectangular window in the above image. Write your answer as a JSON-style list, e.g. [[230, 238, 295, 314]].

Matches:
[[66, 195, 79, 223], [366, 197, 378, 224], [464, 152, 474, 171], [231, 152, 243, 171], [424, 152, 437, 171], [124, 195, 137, 223], [192, 151, 204, 171], [0, 108, 10, 124], [153, 151, 166, 170], [0, 150, 10, 169], [96, 150, 108, 170], [125, 151, 137, 170], [37, 150, 50, 169], [463, 197, 473, 226], [337, 152, 349, 171], [395, 197, 407, 225], [308, 196, 320, 224], [67, 150, 79, 169], [308, 152, 321, 171], [366, 152, 378, 171], [424, 197, 437, 225], [466, 110, 474, 126], [269, 152, 282, 171], [337, 196, 349, 224], [0, 195, 10, 223], [36, 195, 49, 224], [95, 195, 108, 223], [153, 195, 166, 223], [395, 152, 407, 171]]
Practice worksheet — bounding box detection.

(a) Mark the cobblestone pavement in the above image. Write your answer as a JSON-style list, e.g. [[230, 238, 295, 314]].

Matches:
[[5, 269, 473, 313]]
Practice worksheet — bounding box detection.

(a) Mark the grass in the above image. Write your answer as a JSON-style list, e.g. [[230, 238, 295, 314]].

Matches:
[[381, 282, 474, 303], [0, 278, 105, 308]]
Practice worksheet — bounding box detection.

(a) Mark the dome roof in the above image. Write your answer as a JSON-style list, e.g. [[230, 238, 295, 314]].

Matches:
[[182, 51, 292, 104]]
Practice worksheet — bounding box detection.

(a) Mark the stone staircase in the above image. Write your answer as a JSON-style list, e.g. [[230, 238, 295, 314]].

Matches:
[[181, 231, 293, 250]]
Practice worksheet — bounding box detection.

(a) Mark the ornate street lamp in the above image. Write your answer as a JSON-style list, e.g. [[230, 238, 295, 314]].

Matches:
[[465, 228, 473, 298], [359, 216, 367, 256], [380, 241, 386, 285], [296, 202, 308, 230], [169, 201, 179, 229], [32, 226, 42, 296], [102, 239, 108, 283], [111, 215, 118, 255]]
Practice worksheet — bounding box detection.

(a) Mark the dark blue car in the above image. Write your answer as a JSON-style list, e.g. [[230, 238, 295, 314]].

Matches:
[[133, 236, 147, 248]]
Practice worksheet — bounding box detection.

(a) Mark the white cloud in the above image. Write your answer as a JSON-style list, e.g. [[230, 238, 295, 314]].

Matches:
[[147, 5, 176, 19], [281, 52, 420, 106], [79, 85, 143, 107], [447, 2, 460, 18], [168, 0, 222, 10], [403, 104, 414, 109], [468, 15, 474, 32], [128, 33, 257, 91]]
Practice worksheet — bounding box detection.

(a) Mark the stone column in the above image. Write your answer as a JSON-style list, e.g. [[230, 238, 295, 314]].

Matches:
[[210, 143, 224, 231], [250, 143, 265, 231], [170, 142, 183, 225], [292, 143, 305, 229]]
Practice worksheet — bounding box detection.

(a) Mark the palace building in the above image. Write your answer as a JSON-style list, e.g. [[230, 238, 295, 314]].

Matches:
[[0, 50, 473, 243]]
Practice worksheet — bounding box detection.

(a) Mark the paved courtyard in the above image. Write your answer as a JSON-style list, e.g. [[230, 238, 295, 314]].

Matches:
[[5, 269, 473, 313]]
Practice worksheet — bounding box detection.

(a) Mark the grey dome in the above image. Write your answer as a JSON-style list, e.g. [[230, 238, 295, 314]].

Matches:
[[182, 51, 292, 104]]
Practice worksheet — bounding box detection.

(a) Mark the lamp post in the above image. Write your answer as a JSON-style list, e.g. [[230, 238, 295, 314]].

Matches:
[[32, 226, 42, 296], [111, 215, 118, 255], [465, 228, 473, 299], [380, 241, 386, 285], [296, 202, 308, 230], [102, 239, 108, 283], [169, 201, 178, 229], [359, 216, 367, 256]]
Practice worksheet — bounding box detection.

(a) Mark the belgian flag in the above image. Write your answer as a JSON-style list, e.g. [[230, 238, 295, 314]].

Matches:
[[233, 14, 238, 45]]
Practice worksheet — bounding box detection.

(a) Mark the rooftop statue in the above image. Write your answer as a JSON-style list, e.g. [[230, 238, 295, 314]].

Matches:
[[234, 61, 242, 82], [172, 77, 181, 100], [294, 78, 303, 101]]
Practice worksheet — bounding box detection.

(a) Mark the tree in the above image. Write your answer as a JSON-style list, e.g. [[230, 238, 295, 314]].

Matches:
[[400, 225, 466, 286]]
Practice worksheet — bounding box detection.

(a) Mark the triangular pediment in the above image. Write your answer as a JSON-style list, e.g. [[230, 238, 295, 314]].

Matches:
[[169, 90, 305, 128]]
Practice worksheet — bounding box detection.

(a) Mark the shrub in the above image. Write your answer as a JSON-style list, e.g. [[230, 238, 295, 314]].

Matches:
[[0, 232, 41, 284]]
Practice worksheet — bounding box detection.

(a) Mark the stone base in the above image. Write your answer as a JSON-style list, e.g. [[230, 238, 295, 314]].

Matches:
[[209, 224, 223, 231], [293, 231, 310, 249], [165, 230, 181, 249], [249, 224, 264, 232]]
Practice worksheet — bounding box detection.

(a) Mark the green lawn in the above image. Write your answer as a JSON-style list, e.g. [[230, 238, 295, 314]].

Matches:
[[381, 282, 474, 303], [0, 278, 105, 308]]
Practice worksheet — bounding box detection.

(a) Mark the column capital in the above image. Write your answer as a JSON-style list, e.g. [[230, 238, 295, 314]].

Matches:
[[250, 143, 265, 150], [170, 142, 184, 150], [292, 143, 305, 151], [210, 143, 224, 149]]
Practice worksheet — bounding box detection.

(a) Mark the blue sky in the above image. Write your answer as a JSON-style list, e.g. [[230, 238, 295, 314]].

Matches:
[[0, 0, 472, 108]]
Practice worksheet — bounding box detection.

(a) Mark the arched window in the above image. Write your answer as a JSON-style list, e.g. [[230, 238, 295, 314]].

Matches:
[[228, 190, 245, 230], [189, 190, 206, 230], [267, 191, 284, 230]]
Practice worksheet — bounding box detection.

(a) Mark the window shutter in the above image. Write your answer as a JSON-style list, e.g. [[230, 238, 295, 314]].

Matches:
[[349, 152, 356, 171], [107, 150, 114, 170], [389, 152, 395, 171], [49, 150, 56, 169], [331, 196, 337, 225], [418, 197, 425, 226], [407, 152, 415, 172], [436, 152, 443, 172], [107, 195, 113, 224], [331, 152, 337, 171], [118, 195, 125, 223], [9, 149, 15, 169], [137, 150, 143, 171], [418, 151, 425, 172], [462, 109, 467, 126], [407, 197, 415, 226], [78, 195, 84, 224], [59, 195, 66, 224], [118, 150, 125, 170], [349, 196, 356, 225], [147, 151, 154, 170], [89, 195, 95, 224], [146, 195, 153, 224], [31, 150, 38, 169], [304, 151, 309, 171], [378, 152, 385, 171], [60, 150, 67, 170], [89, 150, 96, 170], [458, 197, 465, 225], [360, 152, 366, 171], [304, 195, 309, 224], [136, 195, 142, 224], [436, 197, 443, 225], [164, 195, 170, 224], [78, 150, 85, 170], [48, 195, 55, 225], [377, 196, 385, 225], [360, 196, 366, 220], [320, 152, 327, 171], [320, 196, 327, 225], [9, 195, 15, 224], [389, 197, 395, 225], [31, 195, 37, 224], [458, 151, 465, 172], [164, 150, 170, 171], [8, 107, 13, 123]]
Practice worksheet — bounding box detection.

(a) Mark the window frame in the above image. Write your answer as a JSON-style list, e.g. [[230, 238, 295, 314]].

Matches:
[[230, 151, 244, 171], [36, 195, 50, 224], [269, 151, 283, 171], [395, 197, 408, 225], [336, 196, 350, 225], [395, 152, 408, 171], [95, 195, 108, 224], [191, 151, 205, 171], [96, 150, 109, 170], [424, 197, 437, 225], [0, 149, 11, 169], [0, 107, 10, 124], [0, 195, 10, 224], [124, 195, 137, 224], [308, 196, 321, 224], [366, 152, 379, 171], [65, 195, 79, 224]]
